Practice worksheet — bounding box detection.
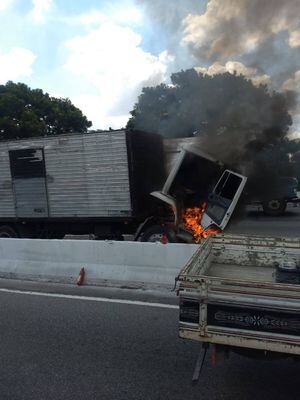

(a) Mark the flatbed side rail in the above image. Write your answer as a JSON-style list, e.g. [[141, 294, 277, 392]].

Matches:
[[212, 234, 300, 248], [178, 237, 212, 280]]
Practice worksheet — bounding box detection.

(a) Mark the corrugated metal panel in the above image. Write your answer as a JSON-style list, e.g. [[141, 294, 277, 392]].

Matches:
[[45, 131, 132, 217], [0, 130, 132, 218], [13, 178, 48, 218], [0, 149, 16, 217]]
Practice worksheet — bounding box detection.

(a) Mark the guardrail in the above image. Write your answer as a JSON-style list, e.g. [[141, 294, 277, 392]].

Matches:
[[0, 239, 198, 289]]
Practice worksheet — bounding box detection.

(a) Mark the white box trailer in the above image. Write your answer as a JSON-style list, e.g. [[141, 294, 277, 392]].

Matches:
[[0, 130, 165, 238]]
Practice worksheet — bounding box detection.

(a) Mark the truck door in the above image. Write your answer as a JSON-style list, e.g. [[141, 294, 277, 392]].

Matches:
[[9, 148, 49, 218], [201, 170, 247, 230]]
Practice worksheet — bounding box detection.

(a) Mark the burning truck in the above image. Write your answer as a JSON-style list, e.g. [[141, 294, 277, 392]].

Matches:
[[0, 129, 246, 241], [148, 143, 247, 243]]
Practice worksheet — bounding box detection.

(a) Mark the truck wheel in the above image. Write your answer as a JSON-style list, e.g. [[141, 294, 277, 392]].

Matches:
[[262, 199, 286, 216], [140, 225, 177, 243], [0, 225, 19, 238]]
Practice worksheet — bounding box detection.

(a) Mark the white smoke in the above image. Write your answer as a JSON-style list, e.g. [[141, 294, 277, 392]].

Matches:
[[135, 0, 300, 136], [289, 30, 300, 48], [182, 0, 300, 60], [282, 70, 300, 92], [196, 61, 271, 87]]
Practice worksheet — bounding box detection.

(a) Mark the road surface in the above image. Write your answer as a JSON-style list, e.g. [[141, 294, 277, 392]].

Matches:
[[228, 205, 300, 237], [0, 208, 299, 399], [0, 279, 299, 400]]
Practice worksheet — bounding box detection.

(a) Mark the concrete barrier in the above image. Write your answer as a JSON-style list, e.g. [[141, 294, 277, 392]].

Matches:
[[0, 239, 198, 288]]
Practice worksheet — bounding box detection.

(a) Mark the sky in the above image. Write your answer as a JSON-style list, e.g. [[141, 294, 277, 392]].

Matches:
[[0, 0, 299, 135]]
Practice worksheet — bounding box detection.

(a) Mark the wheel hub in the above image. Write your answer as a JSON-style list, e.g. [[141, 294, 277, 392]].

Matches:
[[268, 200, 281, 210]]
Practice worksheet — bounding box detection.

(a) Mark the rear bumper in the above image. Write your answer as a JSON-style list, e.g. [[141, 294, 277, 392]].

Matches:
[[179, 327, 300, 355]]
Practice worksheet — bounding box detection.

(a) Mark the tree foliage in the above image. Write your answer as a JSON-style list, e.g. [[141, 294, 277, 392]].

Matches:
[[0, 81, 92, 140], [127, 68, 293, 151]]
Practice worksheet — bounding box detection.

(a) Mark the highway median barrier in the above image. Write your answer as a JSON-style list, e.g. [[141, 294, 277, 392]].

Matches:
[[0, 239, 198, 289]]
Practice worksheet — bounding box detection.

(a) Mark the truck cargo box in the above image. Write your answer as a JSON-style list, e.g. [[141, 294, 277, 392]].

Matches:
[[0, 130, 164, 220]]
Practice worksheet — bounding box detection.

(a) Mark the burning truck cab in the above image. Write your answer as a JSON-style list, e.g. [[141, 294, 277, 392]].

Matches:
[[147, 144, 247, 243]]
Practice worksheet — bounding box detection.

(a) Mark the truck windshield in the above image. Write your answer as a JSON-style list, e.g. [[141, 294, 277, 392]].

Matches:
[[214, 171, 243, 200]]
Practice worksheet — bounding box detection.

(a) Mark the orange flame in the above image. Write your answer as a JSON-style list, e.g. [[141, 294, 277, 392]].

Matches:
[[182, 202, 220, 243]]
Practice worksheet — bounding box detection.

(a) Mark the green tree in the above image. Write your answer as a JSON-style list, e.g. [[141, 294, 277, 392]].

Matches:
[[128, 69, 292, 138], [127, 69, 294, 163], [0, 81, 92, 140]]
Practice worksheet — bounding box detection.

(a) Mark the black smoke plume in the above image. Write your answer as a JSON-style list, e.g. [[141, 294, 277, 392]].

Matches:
[[128, 69, 298, 202]]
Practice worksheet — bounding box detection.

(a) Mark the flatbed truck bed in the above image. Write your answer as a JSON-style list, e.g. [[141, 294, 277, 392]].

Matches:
[[178, 234, 300, 356]]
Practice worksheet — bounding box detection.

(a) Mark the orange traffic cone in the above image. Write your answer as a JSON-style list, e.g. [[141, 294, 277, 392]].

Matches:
[[77, 267, 85, 286]]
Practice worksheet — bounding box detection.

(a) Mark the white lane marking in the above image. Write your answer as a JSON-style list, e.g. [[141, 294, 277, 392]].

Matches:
[[0, 288, 178, 309]]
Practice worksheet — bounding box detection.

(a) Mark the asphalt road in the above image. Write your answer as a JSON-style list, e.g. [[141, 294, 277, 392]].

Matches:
[[0, 280, 299, 400], [0, 207, 299, 399], [227, 205, 300, 237]]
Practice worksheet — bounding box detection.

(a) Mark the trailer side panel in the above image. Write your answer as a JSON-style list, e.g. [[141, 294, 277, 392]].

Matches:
[[0, 131, 132, 218]]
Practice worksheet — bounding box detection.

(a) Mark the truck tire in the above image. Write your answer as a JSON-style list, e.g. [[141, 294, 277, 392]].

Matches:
[[140, 225, 177, 243], [262, 199, 287, 216], [0, 225, 19, 238]]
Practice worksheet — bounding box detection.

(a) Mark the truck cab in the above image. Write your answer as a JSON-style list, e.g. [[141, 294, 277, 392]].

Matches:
[[139, 144, 247, 242]]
